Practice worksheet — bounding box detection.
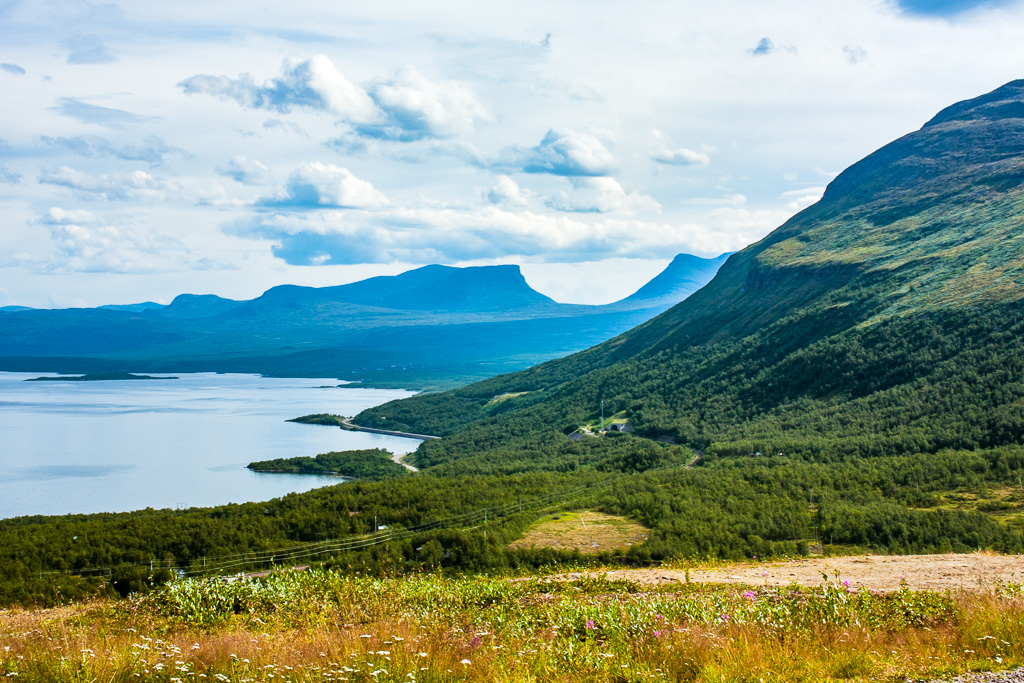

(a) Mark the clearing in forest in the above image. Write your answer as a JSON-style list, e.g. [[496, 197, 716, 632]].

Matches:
[[509, 510, 647, 554]]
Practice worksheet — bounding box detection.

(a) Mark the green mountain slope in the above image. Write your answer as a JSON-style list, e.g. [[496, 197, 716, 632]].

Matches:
[[356, 80, 1024, 465]]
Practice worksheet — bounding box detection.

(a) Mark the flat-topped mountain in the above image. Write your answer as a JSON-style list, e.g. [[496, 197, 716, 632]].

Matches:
[[251, 264, 556, 314]]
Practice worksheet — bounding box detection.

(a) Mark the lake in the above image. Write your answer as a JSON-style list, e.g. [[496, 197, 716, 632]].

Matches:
[[0, 372, 422, 519]]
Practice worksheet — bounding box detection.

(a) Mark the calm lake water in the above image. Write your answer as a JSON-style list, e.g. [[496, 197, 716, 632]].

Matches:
[[0, 372, 422, 519]]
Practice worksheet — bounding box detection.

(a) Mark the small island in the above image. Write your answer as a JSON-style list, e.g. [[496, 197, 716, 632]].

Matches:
[[286, 413, 346, 426], [247, 448, 408, 480], [25, 372, 179, 382]]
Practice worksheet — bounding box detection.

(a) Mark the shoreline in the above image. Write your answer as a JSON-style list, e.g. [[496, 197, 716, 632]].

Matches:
[[339, 417, 439, 441]]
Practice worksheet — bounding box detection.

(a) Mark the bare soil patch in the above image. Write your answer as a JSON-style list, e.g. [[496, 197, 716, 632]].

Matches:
[[571, 552, 1024, 592], [509, 510, 648, 554]]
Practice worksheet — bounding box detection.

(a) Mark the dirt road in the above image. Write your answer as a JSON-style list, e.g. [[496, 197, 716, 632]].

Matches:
[[568, 553, 1024, 592]]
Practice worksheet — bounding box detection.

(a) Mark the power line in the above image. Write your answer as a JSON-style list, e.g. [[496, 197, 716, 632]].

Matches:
[[39, 480, 615, 580]]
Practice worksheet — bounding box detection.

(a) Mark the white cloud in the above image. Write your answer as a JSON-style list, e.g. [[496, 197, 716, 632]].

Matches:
[[547, 177, 661, 214], [359, 65, 491, 141], [39, 135, 185, 167], [180, 58, 489, 142], [707, 204, 791, 246], [651, 146, 711, 167], [260, 162, 388, 209], [499, 129, 616, 176], [6, 0, 1024, 306], [37, 167, 237, 208], [217, 156, 270, 185], [651, 130, 711, 167], [781, 186, 826, 212], [179, 55, 379, 122], [486, 175, 530, 207], [32, 208, 181, 273], [39, 166, 165, 201], [228, 204, 711, 266]]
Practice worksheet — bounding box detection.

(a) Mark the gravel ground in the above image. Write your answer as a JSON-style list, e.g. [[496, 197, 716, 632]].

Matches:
[[576, 552, 1024, 593], [925, 668, 1024, 682]]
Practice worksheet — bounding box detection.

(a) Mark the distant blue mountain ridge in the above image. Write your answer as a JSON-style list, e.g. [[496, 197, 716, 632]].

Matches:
[[0, 253, 731, 388]]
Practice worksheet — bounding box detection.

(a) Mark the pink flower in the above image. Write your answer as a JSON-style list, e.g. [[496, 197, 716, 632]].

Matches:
[[842, 580, 851, 588], [743, 590, 757, 600], [469, 637, 481, 650], [653, 630, 662, 638], [585, 620, 595, 630], [654, 614, 664, 621]]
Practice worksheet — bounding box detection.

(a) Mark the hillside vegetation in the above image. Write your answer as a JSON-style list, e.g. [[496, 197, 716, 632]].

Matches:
[[356, 80, 1024, 463], [247, 448, 409, 479]]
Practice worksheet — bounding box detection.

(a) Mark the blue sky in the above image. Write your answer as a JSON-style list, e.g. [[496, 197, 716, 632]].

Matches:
[[2, 0, 1024, 307]]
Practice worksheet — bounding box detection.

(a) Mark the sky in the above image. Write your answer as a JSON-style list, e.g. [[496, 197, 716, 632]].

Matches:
[[2, 0, 1024, 308]]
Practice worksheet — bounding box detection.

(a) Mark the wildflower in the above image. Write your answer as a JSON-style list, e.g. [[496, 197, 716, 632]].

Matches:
[[842, 580, 851, 588], [743, 590, 757, 600], [654, 614, 664, 620], [585, 620, 595, 630], [653, 630, 662, 638], [470, 637, 482, 650], [460, 659, 471, 665]]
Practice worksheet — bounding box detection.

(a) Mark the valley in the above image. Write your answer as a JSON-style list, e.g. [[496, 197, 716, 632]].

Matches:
[[5, 79, 1024, 683]]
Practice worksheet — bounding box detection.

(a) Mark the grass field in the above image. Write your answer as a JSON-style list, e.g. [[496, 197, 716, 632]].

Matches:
[[3, 561, 1024, 682], [508, 511, 649, 554]]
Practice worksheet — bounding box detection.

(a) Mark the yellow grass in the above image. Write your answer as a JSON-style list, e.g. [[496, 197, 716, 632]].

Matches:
[[508, 510, 648, 554]]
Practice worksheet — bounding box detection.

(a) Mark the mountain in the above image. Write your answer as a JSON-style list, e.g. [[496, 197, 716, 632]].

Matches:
[[0, 254, 725, 388], [354, 80, 1024, 465], [613, 252, 731, 309], [161, 294, 243, 319], [251, 264, 556, 314], [97, 302, 165, 312]]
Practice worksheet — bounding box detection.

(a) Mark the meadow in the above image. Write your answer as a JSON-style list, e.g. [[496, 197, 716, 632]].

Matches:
[[3, 566, 1024, 682]]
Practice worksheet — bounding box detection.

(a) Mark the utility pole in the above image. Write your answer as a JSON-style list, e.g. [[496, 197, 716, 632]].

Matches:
[[809, 488, 819, 547], [600, 399, 604, 432]]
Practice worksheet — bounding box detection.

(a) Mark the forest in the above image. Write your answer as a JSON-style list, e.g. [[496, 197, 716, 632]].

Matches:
[[247, 448, 409, 479], [3, 438, 1023, 606]]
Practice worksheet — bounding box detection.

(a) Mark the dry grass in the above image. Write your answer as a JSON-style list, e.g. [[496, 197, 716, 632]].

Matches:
[[3, 568, 1024, 682], [507, 510, 648, 554]]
